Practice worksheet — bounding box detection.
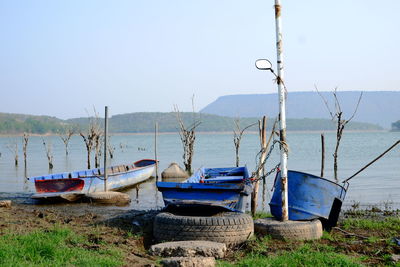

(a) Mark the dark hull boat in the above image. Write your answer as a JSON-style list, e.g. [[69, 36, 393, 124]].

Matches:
[[269, 170, 347, 226]]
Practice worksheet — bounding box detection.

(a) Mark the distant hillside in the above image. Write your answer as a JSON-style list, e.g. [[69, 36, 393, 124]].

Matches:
[[0, 111, 382, 134], [0, 113, 67, 134], [392, 120, 400, 131], [200, 91, 400, 128]]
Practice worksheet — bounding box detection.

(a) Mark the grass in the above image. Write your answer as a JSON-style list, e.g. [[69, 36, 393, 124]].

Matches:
[[0, 226, 123, 267], [341, 217, 400, 234], [251, 211, 273, 220], [218, 244, 362, 267]]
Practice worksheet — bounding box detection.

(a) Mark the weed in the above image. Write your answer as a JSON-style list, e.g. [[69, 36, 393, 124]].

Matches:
[[218, 244, 361, 267], [0, 226, 123, 266]]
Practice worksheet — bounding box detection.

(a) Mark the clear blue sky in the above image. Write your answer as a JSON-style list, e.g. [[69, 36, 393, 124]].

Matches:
[[0, 0, 399, 119]]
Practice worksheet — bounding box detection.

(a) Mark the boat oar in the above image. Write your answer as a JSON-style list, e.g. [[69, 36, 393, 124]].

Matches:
[[343, 139, 400, 183]]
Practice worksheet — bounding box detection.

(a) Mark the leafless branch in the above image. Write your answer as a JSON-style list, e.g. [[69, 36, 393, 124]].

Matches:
[[174, 104, 201, 174], [315, 85, 334, 119], [233, 118, 257, 167]]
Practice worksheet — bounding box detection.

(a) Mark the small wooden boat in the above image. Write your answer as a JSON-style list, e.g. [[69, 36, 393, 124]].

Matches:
[[157, 166, 253, 212], [269, 170, 347, 227], [29, 159, 157, 200]]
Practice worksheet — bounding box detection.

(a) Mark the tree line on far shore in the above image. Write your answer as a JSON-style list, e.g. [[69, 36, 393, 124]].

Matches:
[[0, 111, 384, 135], [391, 120, 400, 131]]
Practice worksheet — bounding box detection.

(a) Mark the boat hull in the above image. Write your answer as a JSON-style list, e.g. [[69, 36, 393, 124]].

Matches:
[[157, 182, 245, 211], [157, 166, 252, 212], [269, 170, 347, 223], [31, 159, 156, 194]]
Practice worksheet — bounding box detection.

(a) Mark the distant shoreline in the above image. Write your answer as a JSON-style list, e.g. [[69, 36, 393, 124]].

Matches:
[[0, 129, 389, 137]]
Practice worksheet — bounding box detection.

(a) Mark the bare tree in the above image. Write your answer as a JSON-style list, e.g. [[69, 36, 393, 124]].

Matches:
[[80, 112, 102, 169], [316, 87, 363, 181], [94, 134, 103, 168], [174, 103, 201, 175], [107, 138, 115, 159], [7, 139, 18, 166], [233, 118, 257, 167], [59, 127, 74, 156], [22, 132, 29, 169], [42, 138, 53, 170]]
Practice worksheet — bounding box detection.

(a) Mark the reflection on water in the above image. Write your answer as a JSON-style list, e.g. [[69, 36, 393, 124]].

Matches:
[[0, 131, 399, 210]]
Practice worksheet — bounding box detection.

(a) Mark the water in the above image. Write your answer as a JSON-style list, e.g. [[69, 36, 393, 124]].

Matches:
[[0, 131, 399, 211]]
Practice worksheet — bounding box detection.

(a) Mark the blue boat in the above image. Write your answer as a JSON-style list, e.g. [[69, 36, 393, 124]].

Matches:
[[157, 166, 252, 212], [269, 170, 348, 226]]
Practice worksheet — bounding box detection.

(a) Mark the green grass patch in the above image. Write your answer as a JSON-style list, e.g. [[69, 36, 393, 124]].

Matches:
[[252, 212, 273, 220], [218, 244, 362, 267], [342, 217, 400, 234], [0, 227, 123, 267]]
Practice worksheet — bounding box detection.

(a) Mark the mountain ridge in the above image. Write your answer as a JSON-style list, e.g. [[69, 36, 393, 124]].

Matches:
[[200, 91, 400, 128]]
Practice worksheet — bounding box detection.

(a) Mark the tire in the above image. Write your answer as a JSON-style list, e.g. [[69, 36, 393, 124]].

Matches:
[[254, 218, 323, 240], [153, 212, 254, 245]]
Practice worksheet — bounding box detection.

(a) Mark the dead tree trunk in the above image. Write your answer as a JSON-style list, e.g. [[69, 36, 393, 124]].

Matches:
[[251, 116, 267, 216], [59, 127, 74, 156], [42, 138, 53, 170], [7, 141, 18, 166], [94, 135, 103, 168], [250, 118, 278, 216], [80, 113, 102, 169], [174, 104, 201, 175], [316, 87, 363, 181], [320, 133, 325, 177], [233, 119, 257, 167], [22, 133, 29, 169]]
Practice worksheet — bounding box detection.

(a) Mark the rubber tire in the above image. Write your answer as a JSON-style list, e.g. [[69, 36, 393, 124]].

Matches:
[[254, 218, 323, 240], [153, 212, 254, 245], [86, 191, 131, 204]]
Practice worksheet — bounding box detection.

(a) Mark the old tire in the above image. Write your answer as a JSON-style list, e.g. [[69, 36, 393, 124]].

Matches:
[[86, 191, 131, 205], [254, 218, 323, 240], [153, 212, 254, 245]]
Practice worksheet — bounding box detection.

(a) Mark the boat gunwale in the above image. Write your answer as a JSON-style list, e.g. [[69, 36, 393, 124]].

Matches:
[[29, 159, 157, 182]]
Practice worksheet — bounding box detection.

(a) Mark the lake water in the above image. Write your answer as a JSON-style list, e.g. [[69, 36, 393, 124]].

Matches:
[[0, 131, 399, 211]]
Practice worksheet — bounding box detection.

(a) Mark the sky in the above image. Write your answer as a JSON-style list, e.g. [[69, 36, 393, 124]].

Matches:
[[0, 0, 399, 119]]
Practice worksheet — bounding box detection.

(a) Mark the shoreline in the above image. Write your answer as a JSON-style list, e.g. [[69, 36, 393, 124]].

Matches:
[[0, 129, 390, 137]]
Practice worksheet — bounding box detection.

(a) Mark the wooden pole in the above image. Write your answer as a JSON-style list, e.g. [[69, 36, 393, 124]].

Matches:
[[155, 122, 159, 181], [103, 106, 109, 192], [320, 133, 325, 177], [251, 116, 267, 216]]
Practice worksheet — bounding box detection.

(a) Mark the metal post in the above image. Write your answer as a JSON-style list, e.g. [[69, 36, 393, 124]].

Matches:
[[274, 0, 289, 221], [155, 122, 159, 181], [103, 106, 109, 192]]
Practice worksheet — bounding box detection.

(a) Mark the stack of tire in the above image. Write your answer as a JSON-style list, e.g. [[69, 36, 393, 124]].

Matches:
[[153, 211, 254, 246]]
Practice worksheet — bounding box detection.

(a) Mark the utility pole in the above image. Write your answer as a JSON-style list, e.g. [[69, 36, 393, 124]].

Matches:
[[274, 0, 289, 221]]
